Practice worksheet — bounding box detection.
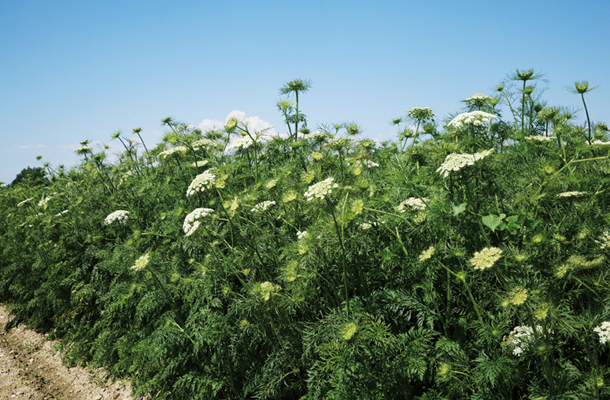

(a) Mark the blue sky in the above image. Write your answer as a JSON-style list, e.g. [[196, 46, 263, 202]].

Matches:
[[2, 0, 609, 184]]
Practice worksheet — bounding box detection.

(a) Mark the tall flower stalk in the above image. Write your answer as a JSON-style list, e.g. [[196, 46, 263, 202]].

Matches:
[[279, 79, 312, 141], [570, 81, 598, 143]]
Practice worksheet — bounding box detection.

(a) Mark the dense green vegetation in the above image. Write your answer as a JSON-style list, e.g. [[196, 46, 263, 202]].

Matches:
[[2, 71, 610, 399]]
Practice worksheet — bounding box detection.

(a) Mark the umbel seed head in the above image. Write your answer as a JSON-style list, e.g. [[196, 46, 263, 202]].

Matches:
[[517, 69, 534, 81], [574, 81, 589, 94]]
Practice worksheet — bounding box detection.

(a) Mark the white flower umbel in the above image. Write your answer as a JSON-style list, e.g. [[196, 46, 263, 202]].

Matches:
[[227, 131, 270, 151], [304, 177, 339, 201], [473, 148, 495, 161], [524, 136, 555, 142], [74, 146, 93, 155], [436, 149, 494, 178], [297, 231, 309, 240], [192, 138, 216, 150], [462, 94, 493, 103], [183, 207, 214, 236], [191, 160, 209, 168], [38, 195, 53, 207], [186, 169, 216, 197], [557, 191, 587, 198], [504, 325, 541, 356], [251, 201, 276, 213], [470, 247, 502, 270], [597, 231, 610, 250], [594, 321, 610, 344], [354, 159, 379, 168], [132, 253, 150, 272], [158, 146, 188, 158], [257, 281, 281, 301], [104, 210, 129, 225], [17, 197, 33, 207], [418, 246, 435, 262], [397, 197, 428, 212], [448, 111, 497, 129]]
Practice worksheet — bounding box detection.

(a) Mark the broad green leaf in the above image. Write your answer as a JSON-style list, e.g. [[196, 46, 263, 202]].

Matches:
[[482, 213, 506, 232], [453, 203, 467, 216]]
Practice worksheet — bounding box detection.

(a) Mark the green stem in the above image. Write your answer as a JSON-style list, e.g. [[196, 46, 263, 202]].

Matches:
[[328, 200, 350, 317], [581, 93, 592, 144]]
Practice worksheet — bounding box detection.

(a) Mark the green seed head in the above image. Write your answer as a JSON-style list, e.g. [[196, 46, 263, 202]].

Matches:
[[517, 69, 534, 81]]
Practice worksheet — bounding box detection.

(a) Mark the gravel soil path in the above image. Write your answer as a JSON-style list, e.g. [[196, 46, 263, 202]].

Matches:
[[0, 304, 136, 399]]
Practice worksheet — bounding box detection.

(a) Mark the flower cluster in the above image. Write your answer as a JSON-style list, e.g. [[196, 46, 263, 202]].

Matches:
[[251, 201, 276, 213], [397, 197, 428, 212], [566, 255, 604, 269], [594, 322, 610, 344], [186, 169, 216, 196], [524, 136, 555, 142], [407, 107, 435, 122], [418, 246, 435, 262], [304, 177, 339, 201], [470, 247, 502, 270], [557, 191, 587, 198], [103, 210, 129, 225], [503, 325, 542, 356], [341, 322, 358, 340], [447, 111, 497, 129], [310, 131, 332, 142], [191, 160, 209, 168], [256, 281, 281, 301], [227, 135, 255, 150], [462, 94, 493, 103], [359, 222, 372, 230], [74, 146, 93, 155], [158, 146, 188, 158], [132, 253, 150, 272], [17, 197, 33, 207], [509, 286, 528, 305], [183, 208, 214, 236], [597, 231, 610, 250], [436, 149, 494, 178], [354, 159, 379, 168], [192, 138, 216, 150], [38, 195, 53, 207]]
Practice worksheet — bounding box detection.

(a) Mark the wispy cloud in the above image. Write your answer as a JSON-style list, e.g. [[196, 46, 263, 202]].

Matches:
[[12, 144, 50, 150]]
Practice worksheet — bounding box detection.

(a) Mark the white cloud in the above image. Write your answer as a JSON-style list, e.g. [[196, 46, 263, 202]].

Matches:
[[197, 110, 277, 136], [197, 118, 225, 132]]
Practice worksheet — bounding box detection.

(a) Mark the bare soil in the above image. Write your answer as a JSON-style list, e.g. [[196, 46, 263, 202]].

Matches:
[[0, 304, 137, 399]]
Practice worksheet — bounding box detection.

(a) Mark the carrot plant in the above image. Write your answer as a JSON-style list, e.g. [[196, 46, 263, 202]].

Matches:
[[1, 72, 610, 399]]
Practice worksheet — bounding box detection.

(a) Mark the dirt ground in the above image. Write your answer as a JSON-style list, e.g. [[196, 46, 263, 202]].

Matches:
[[0, 304, 137, 399]]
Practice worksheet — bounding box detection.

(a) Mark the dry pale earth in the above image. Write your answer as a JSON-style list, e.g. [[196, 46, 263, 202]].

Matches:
[[0, 304, 138, 400]]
